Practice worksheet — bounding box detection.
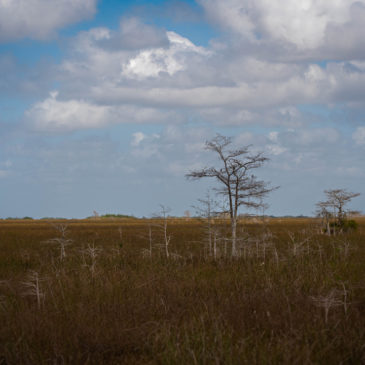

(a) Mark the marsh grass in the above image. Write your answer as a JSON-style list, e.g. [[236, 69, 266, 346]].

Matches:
[[0, 218, 365, 364]]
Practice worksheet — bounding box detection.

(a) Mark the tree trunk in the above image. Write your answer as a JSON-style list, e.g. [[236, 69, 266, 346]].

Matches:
[[213, 232, 217, 260], [231, 219, 237, 257], [208, 219, 212, 257]]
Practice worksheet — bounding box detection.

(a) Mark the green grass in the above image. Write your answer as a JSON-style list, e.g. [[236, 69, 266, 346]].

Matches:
[[0, 218, 365, 364]]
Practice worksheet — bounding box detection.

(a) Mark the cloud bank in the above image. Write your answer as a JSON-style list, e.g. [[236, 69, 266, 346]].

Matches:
[[23, 13, 365, 133]]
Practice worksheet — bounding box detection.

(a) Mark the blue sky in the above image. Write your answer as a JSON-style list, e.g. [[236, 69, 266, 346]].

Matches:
[[0, 0, 364, 218]]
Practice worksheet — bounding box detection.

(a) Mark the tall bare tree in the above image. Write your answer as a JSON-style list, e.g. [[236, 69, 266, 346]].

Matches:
[[186, 134, 277, 257]]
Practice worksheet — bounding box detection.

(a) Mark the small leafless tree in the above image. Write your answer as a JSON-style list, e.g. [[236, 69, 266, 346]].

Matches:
[[186, 134, 278, 257], [82, 243, 102, 277], [310, 286, 348, 324], [194, 190, 221, 258], [47, 224, 73, 260], [21, 271, 45, 310], [153, 205, 172, 259]]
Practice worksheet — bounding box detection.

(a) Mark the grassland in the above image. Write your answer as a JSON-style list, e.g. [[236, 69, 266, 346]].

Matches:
[[0, 217, 365, 364]]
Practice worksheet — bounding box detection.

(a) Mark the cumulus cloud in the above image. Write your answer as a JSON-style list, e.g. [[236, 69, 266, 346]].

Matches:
[[56, 22, 365, 111], [122, 31, 210, 79], [22, 15, 365, 133], [0, 0, 97, 42], [199, 0, 365, 55], [57, 24, 211, 93]]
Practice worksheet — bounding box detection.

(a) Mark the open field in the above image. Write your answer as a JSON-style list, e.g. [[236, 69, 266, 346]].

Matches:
[[1, 217, 365, 364]]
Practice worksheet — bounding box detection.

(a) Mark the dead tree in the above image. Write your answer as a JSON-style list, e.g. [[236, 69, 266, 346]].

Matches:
[[47, 224, 72, 260], [186, 134, 277, 257]]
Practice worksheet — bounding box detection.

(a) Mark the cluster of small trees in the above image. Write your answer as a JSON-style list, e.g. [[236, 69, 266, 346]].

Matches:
[[186, 134, 361, 256], [316, 189, 360, 235]]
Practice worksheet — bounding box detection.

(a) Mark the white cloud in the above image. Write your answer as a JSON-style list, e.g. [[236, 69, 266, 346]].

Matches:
[[199, 0, 365, 52], [22, 18, 365, 133], [89, 77, 319, 109], [0, 0, 97, 42], [122, 125, 362, 188], [268, 131, 279, 142], [82, 58, 365, 113], [353, 126, 365, 145], [26, 91, 179, 132], [122, 31, 210, 79], [131, 132, 146, 147], [266, 144, 287, 156], [26, 91, 111, 132], [258, 0, 354, 49]]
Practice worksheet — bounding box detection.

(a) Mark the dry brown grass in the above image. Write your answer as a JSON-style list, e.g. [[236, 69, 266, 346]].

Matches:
[[0, 217, 365, 364]]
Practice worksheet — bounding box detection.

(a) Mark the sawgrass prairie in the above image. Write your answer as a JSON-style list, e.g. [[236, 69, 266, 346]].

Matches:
[[1, 217, 365, 364]]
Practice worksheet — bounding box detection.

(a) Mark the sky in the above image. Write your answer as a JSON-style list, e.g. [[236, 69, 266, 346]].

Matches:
[[0, 0, 364, 218]]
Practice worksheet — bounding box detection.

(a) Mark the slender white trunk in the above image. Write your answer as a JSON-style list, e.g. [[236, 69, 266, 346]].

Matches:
[[231, 219, 237, 257], [213, 232, 217, 260], [164, 221, 170, 259], [208, 222, 212, 257]]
